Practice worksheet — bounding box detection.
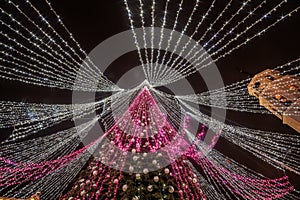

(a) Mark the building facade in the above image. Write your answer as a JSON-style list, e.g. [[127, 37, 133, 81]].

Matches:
[[248, 69, 300, 133]]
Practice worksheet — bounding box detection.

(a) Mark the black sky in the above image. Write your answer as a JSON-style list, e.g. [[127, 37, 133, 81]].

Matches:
[[0, 0, 300, 193]]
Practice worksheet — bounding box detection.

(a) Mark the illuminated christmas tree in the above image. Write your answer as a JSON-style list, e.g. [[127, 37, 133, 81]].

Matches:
[[61, 88, 205, 199]]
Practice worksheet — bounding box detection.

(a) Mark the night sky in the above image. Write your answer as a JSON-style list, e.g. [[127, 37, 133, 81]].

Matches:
[[1, 0, 300, 193]]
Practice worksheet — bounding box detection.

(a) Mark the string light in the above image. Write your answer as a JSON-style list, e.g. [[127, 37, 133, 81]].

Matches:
[[170, 57, 300, 115], [150, 0, 186, 82], [123, 0, 148, 80], [0, 1, 119, 91], [155, 0, 216, 84], [0, 0, 299, 199]]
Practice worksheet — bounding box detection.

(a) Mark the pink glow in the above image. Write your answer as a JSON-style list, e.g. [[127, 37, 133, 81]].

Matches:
[[0, 87, 295, 199]]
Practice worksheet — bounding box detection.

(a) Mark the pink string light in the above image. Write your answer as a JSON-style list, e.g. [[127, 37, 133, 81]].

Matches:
[[0, 87, 295, 199]]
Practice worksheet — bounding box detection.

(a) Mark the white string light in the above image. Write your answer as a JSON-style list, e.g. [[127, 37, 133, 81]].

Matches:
[[0, 0, 299, 199], [150, 0, 186, 82]]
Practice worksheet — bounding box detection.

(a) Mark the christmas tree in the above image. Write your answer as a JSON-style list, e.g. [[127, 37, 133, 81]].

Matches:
[[60, 88, 206, 199]]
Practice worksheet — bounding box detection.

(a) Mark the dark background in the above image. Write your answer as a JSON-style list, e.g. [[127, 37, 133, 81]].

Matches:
[[0, 0, 300, 194]]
